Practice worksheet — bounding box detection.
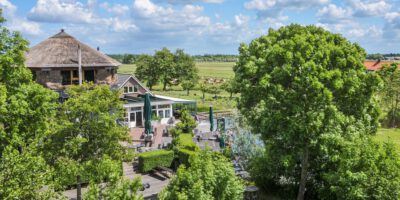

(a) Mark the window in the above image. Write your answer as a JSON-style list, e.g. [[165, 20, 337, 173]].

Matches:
[[130, 113, 135, 121], [158, 110, 164, 118], [123, 86, 136, 94], [134, 85, 138, 92], [165, 109, 171, 118], [61, 70, 80, 85], [61, 70, 71, 85]]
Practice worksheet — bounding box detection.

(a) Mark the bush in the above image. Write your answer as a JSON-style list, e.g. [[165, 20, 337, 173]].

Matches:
[[179, 134, 199, 151], [138, 150, 174, 173], [177, 149, 198, 167], [159, 149, 244, 200], [122, 148, 136, 162]]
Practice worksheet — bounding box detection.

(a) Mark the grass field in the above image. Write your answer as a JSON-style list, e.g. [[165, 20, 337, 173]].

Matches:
[[118, 62, 235, 79], [374, 128, 400, 149]]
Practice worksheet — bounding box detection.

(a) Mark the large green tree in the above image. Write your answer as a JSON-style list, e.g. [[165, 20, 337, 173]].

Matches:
[[159, 149, 244, 200], [135, 48, 198, 91], [43, 84, 128, 200], [0, 10, 59, 198], [154, 48, 175, 91], [135, 54, 160, 90], [234, 24, 382, 199], [377, 63, 400, 127]]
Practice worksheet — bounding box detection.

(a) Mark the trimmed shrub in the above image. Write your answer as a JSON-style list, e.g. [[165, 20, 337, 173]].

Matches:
[[179, 134, 199, 151], [177, 148, 198, 167], [138, 150, 174, 173]]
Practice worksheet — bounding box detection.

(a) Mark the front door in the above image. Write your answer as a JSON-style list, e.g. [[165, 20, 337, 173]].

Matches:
[[136, 112, 143, 127]]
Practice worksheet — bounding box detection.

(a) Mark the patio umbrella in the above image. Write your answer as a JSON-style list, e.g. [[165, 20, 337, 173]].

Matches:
[[144, 93, 152, 135], [209, 105, 214, 132]]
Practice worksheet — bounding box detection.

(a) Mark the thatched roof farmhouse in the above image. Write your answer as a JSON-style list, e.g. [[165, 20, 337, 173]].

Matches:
[[26, 29, 120, 89]]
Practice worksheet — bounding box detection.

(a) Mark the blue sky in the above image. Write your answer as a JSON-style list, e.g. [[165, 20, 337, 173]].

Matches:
[[1, 0, 400, 54]]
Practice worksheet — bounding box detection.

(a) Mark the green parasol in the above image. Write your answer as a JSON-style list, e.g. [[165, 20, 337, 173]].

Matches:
[[209, 105, 214, 132], [144, 93, 152, 135]]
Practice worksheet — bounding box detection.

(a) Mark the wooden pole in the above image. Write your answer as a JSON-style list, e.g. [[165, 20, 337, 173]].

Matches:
[[78, 45, 82, 85]]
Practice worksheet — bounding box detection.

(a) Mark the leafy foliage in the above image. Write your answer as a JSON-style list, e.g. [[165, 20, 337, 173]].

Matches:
[[0, 11, 58, 198], [317, 138, 400, 199], [0, 146, 59, 199], [377, 63, 400, 127], [85, 177, 143, 200], [42, 84, 128, 199], [135, 54, 160, 90], [138, 150, 174, 173], [234, 24, 383, 199], [135, 48, 198, 91], [159, 150, 244, 200], [175, 109, 197, 134]]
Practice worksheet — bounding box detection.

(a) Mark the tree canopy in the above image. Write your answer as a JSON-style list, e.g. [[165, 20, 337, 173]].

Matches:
[[0, 10, 59, 198], [159, 149, 244, 200], [42, 83, 128, 199], [234, 24, 390, 199], [135, 48, 198, 91], [377, 63, 400, 127]]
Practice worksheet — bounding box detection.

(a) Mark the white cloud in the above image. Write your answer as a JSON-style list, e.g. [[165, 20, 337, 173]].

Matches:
[[348, 0, 391, 17], [234, 14, 250, 26], [0, 0, 16, 16], [158, 0, 224, 4], [244, 0, 328, 11], [28, 0, 97, 23], [0, 0, 42, 36], [100, 2, 130, 16], [347, 25, 382, 37], [8, 19, 42, 35], [244, 0, 276, 10], [132, 0, 210, 31], [317, 4, 353, 23], [385, 12, 400, 23]]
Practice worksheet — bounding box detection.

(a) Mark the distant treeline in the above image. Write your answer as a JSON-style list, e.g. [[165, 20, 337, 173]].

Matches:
[[367, 53, 400, 60], [192, 54, 238, 62], [107, 54, 238, 64]]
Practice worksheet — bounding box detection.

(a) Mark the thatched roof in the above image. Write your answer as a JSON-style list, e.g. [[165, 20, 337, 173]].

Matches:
[[25, 30, 121, 68]]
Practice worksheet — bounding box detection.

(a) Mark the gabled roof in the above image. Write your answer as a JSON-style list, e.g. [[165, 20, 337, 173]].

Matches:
[[364, 60, 400, 71], [25, 30, 121, 68], [111, 73, 152, 95]]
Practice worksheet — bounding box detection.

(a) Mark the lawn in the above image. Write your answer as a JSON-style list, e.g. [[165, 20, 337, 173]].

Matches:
[[118, 62, 235, 79], [374, 128, 400, 150]]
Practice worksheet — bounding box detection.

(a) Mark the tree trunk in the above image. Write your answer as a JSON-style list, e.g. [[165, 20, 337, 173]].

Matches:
[[230, 92, 233, 98], [187, 89, 190, 96], [202, 92, 205, 100], [163, 80, 167, 91], [77, 175, 82, 200], [297, 147, 309, 200]]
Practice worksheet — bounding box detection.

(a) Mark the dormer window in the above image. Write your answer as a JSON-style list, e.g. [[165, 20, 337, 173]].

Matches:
[[124, 85, 138, 94]]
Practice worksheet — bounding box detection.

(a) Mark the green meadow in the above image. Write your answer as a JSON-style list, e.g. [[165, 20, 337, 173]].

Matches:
[[119, 62, 235, 79]]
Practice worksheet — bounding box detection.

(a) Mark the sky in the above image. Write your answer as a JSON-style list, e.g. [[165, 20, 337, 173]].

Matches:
[[1, 0, 400, 55]]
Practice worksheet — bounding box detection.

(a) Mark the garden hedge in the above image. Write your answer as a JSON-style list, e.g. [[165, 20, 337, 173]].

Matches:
[[179, 134, 200, 151], [138, 150, 174, 173], [177, 148, 198, 167]]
